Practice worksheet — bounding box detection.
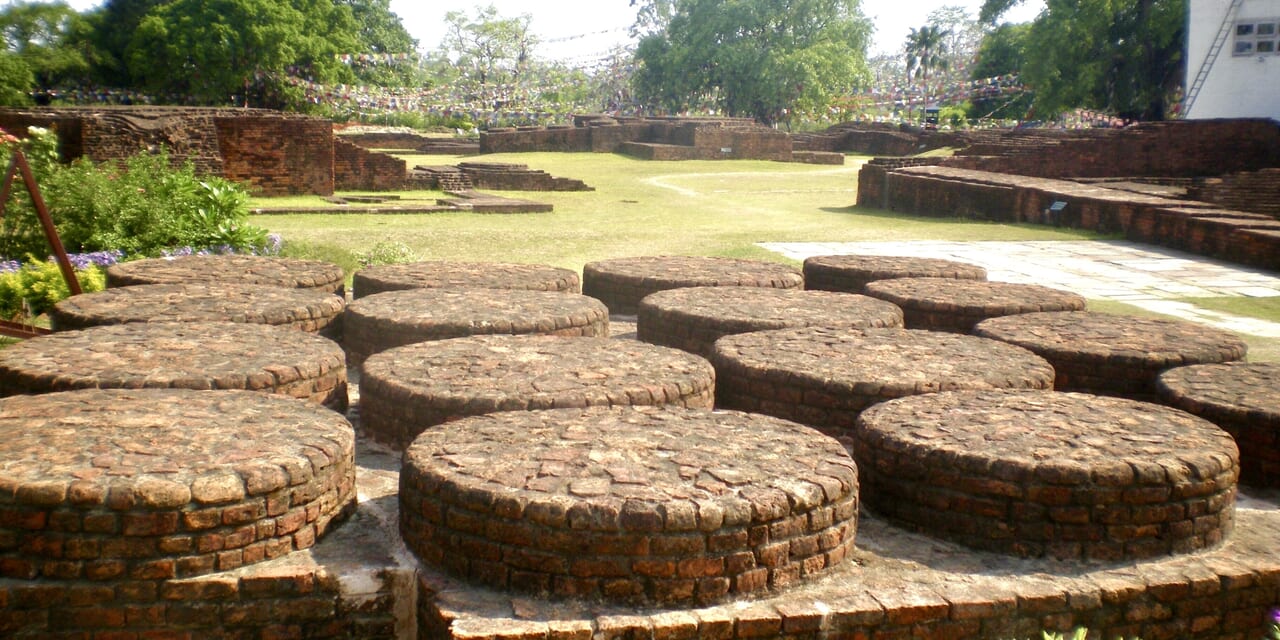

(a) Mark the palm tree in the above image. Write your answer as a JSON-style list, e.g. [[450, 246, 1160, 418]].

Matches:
[[904, 25, 950, 116]]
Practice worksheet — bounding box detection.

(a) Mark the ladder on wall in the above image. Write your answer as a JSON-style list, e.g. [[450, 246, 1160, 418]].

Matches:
[[1182, 0, 1245, 117]]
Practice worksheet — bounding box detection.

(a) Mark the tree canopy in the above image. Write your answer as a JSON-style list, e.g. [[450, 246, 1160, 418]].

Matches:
[[0, 1, 91, 94], [979, 0, 1184, 120], [632, 0, 872, 125], [124, 0, 361, 107]]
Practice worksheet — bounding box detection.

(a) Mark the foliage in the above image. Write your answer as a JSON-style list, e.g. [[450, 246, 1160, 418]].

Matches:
[[0, 51, 32, 106], [0, 259, 106, 320], [968, 22, 1034, 120], [983, 0, 1185, 120], [905, 24, 950, 106], [123, 0, 360, 108], [632, 0, 872, 124], [0, 126, 267, 260], [334, 0, 422, 87], [354, 240, 419, 267], [0, 1, 91, 93], [438, 5, 536, 86]]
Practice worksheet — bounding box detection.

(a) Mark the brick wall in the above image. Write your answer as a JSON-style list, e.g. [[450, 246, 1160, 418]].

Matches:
[[1188, 168, 1280, 219], [479, 117, 794, 161], [334, 139, 407, 191], [0, 107, 336, 196], [214, 112, 334, 196]]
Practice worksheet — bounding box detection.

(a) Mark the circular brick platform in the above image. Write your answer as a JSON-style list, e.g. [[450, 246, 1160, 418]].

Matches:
[[106, 255, 346, 295], [637, 287, 904, 357], [974, 311, 1249, 399], [581, 256, 804, 315], [863, 278, 1087, 333], [399, 406, 858, 607], [343, 289, 609, 368], [360, 335, 716, 448], [710, 327, 1055, 438], [0, 388, 356, 581], [854, 390, 1239, 561], [1158, 362, 1280, 488], [353, 261, 581, 299], [48, 282, 345, 339], [0, 322, 348, 411], [803, 254, 988, 294]]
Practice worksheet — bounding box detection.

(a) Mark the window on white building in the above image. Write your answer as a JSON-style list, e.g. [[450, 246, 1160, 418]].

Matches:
[[1234, 20, 1280, 56]]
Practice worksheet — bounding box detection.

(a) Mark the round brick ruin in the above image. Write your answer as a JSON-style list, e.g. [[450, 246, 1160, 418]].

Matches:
[[710, 326, 1056, 439], [974, 311, 1249, 399], [854, 390, 1239, 561], [353, 261, 581, 299], [1158, 362, 1280, 488], [863, 278, 1088, 333], [0, 388, 356, 581], [802, 254, 988, 294], [106, 255, 346, 295], [48, 282, 345, 339], [581, 256, 804, 315], [0, 322, 348, 411], [399, 406, 858, 607], [342, 289, 609, 369], [636, 286, 904, 357], [359, 335, 716, 448]]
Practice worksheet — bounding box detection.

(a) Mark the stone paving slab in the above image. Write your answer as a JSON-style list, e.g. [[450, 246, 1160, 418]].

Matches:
[[760, 240, 1280, 338]]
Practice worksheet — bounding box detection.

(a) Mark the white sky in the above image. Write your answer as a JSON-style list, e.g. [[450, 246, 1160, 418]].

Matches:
[[42, 0, 1046, 61]]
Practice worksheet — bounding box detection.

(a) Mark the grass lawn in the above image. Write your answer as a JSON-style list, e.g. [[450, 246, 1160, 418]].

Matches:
[[254, 153, 1099, 271], [253, 151, 1279, 362]]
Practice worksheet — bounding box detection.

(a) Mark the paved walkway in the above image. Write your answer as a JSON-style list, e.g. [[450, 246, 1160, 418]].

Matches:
[[760, 240, 1280, 338]]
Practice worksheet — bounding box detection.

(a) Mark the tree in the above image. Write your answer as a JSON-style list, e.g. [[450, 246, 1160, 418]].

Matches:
[[0, 1, 91, 93], [438, 5, 536, 86], [124, 0, 360, 107], [905, 24, 949, 108], [632, 0, 872, 125], [980, 0, 1184, 121], [84, 0, 168, 87], [968, 22, 1033, 119], [334, 0, 422, 86], [0, 51, 33, 106], [1020, 0, 1184, 120]]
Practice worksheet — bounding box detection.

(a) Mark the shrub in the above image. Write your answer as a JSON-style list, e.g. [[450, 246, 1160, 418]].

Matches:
[[354, 240, 419, 267], [0, 126, 270, 260], [0, 258, 107, 320]]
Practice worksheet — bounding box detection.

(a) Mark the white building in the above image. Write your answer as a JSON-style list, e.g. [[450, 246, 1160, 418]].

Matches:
[[1184, 0, 1280, 120]]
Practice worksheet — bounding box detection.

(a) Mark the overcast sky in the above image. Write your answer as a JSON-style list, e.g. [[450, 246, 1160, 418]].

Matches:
[[39, 0, 1046, 61]]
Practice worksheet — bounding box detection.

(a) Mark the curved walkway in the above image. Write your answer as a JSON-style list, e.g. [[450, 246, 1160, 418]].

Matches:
[[761, 240, 1280, 339]]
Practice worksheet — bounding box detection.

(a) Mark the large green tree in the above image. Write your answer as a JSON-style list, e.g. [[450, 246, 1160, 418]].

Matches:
[[124, 0, 360, 107], [905, 25, 949, 107], [632, 0, 871, 125], [0, 1, 91, 94], [968, 22, 1033, 119], [438, 5, 536, 86], [85, 0, 167, 87], [981, 0, 1184, 120], [334, 0, 421, 86]]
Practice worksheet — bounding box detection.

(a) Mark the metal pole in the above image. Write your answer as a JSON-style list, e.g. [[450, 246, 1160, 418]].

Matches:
[[11, 149, 81, 296]]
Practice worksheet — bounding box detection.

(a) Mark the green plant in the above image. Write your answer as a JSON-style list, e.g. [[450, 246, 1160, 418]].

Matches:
[[0, 259, 106, 320], [0, 131, 268, 260], [354, 240, 419, 267]]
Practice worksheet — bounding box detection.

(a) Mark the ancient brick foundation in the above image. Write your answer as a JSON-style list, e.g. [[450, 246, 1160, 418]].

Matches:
[[335, 138, 407, 191], [481, 116, 796, 162], [0, 107, 335, 196]]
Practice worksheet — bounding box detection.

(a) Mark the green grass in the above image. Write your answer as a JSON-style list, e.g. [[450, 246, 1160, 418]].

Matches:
[[254, 153, 1098, 272], [252, 151, 1279, 361], [1174, 295, 1280, 324]]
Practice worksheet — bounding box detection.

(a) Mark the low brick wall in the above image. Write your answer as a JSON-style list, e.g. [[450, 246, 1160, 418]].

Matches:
[[481, 117, 795, 161], [857, 164, 1280, 271], [334, 138, 407, 191], [0, 107, 335, 196], [1188, 168, 1280, 219]]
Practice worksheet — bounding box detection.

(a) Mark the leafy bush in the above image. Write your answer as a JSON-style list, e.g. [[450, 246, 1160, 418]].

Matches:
[[354, 240, 419, 267], [0, 126, 270, 260], [0, 259, 107, 320]]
